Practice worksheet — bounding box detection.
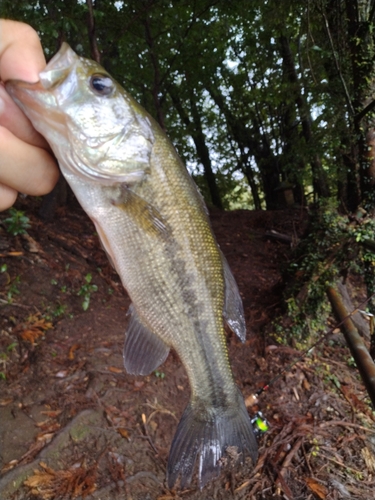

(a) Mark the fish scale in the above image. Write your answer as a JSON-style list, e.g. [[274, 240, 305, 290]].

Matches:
[[6, 42, 258, 489]]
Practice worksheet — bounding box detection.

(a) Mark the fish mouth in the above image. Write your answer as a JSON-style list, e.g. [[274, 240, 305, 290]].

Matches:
[[7, 42, 76, 93], [39, 42, 77, 89], [5, 43, 78, 129]]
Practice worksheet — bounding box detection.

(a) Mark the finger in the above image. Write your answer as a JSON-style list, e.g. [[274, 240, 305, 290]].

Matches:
[[0, 83, 49, 149], [0, 126, 59, 196], [0, 182, 18, 212], [0, 21, 45, 82]]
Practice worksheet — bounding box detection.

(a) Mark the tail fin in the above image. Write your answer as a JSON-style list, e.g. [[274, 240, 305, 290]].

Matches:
[[167, 391, 258, 490]]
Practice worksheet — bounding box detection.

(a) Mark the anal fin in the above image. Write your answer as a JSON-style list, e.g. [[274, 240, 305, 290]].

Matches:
[[124, 305, 170, 375], [222, 253, 246, 342]]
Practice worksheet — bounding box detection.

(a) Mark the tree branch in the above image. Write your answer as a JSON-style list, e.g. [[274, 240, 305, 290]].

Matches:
[[369, 0, 375, 24], [355, 98, 375, 123], [327, 285, 375, 409], [321, 8, 355, 117], [86, 0, 101, 63]]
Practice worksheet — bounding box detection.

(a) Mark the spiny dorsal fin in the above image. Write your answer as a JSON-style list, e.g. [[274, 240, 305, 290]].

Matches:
[[124, 305, 170, 375]]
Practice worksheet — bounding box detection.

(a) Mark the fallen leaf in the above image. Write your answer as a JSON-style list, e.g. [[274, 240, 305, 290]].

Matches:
[[1, 459, 18, 474], [24, 461, 97, 499], [362, 446, 375, 473], [305, 477, 328, 499], [36, 432, 55, 444], [41, 410, 63, 418], [303, 378, 311, 391], [68, 343, 81, 360], [20, 328, 45, 344], [0, 398, 13, 406], [18, 314, 53, 345], [108, 366, 122, 373], [117, 428, 130, 439], [35, 421, 61, 433]]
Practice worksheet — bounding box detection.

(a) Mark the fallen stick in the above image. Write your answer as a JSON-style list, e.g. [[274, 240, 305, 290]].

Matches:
[[327, 285, 375, 409]]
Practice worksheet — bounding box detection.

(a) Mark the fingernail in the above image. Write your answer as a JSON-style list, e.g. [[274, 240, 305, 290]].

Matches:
[[0, 84, 6, 114]]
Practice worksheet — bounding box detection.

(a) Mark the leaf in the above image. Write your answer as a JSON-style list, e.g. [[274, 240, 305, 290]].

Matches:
[[117, 428, 130, 439], [24, 461, 97, 499], [108, 366, 123, 373], [305, 477, 328, 499], [68, 344, 81, 360], [18, 314, 53, 345]]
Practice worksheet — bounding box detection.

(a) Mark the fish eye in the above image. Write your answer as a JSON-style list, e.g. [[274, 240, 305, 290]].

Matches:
[[90, 74, 114, 96]]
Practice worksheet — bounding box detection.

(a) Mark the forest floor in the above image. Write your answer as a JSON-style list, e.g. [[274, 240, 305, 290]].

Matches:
[[0, 199, 374, 500]]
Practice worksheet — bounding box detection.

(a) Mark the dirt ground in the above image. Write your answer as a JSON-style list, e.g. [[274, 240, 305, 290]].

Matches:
[[0, 199, 374, 500]]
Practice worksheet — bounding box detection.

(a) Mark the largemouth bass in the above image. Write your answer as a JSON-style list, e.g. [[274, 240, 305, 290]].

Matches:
[[6, 43, 258, 489]]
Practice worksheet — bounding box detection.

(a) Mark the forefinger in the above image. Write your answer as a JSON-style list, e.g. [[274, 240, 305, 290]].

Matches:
[[0, 20, 45, 82]]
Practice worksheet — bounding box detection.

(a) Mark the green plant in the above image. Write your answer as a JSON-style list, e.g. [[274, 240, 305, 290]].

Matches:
[[77, 273, 98, 311], [6, 276, 21, 303], [3, 208, 31, 235], [281, 201, 375, 340]]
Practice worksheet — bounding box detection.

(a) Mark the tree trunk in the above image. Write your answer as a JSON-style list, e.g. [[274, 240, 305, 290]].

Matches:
[[278, 35, 330, 199], [86, 0, 101, 63], [144, 15, 166, 131], [346, 0, 375, 211], [169, 87, 223, 209], [207, 83, 279, 209]]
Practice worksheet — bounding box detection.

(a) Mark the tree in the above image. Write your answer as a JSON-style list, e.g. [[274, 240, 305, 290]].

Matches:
[[1, 0, 375, 212]]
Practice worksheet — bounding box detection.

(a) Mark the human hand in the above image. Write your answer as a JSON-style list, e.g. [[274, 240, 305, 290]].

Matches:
[[0, 20, 59, 211]]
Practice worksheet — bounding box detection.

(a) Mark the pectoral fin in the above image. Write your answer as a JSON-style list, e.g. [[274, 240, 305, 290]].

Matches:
[[112, 185, 170, 238], [222, 254, 246, 342], [124, 305, 170, 375]]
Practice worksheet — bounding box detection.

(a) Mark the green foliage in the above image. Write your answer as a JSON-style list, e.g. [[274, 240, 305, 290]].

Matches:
[[3, 209, 30, 235], [1, 0, 375, 209], [283, 202, 375, 338], [5, 276, 21, 303], [77, 273, 98, 311], [153, 370, 165, 379]]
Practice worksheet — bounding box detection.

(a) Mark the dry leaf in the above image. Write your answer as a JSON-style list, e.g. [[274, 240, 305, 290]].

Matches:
[[41, 410, 63, 418], [108, 366, 122, 373], [305, 477, 328, 499], [18, 314, 53, 345], [68, 343, 81, 360], [117, 428, 130, 439], [0, 398, 13, 406], [303, 378, 311, 391], [24, 461, 97, 499], [1, 459, 18, 474], [362, 447, 375, 473]]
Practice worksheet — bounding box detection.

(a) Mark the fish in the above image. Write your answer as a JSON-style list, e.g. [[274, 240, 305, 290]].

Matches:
[[6, 43, 258, 489]]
